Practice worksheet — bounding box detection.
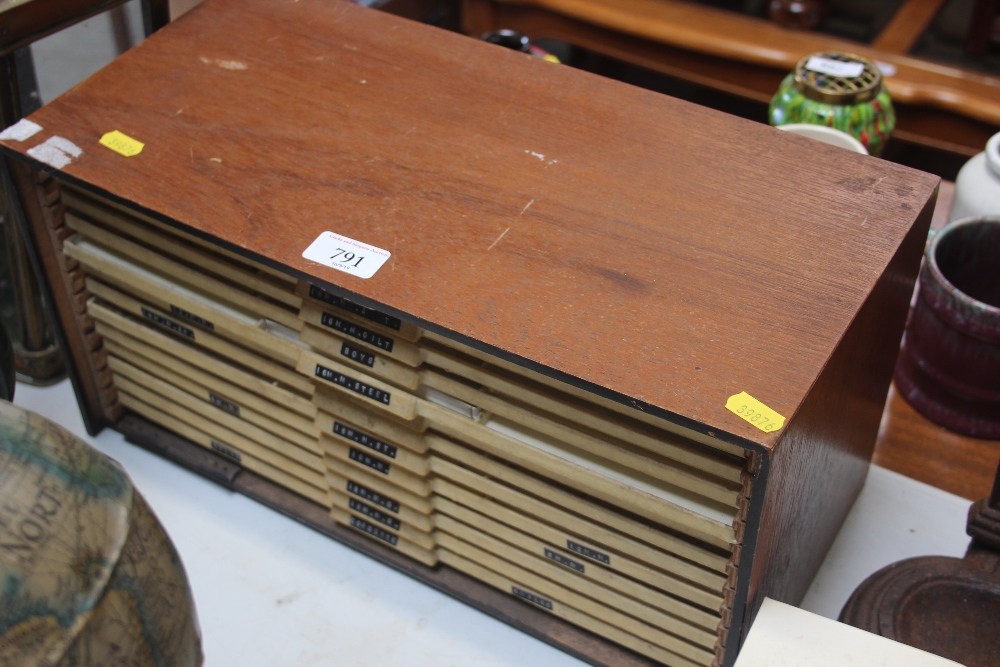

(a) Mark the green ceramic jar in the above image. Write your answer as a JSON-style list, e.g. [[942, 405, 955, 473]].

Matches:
[[769, 52, 895, 156]]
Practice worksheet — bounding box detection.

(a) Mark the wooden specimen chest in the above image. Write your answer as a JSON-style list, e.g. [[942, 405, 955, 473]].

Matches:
[[1, 1, 938, 665]]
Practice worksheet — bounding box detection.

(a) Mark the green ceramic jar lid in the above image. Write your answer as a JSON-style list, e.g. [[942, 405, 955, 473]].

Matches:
[[793, 52, 882, 106]]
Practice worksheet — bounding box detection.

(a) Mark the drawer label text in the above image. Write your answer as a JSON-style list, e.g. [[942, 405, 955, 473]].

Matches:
[[321, 313, 394, 352], [566, 541, 610, 565], [210, 440, 242, 464], [334, 421, 397, 459], [512, 587, 553, 610], [340, 341, 375, 367], [349, 516, 398, 546], [209, 393, 241, 417], [544, 548, 585, 573], [308, 284, 402, 331], [349, 447, 391, 475], [169, 304, 214, 330], [314, 364, 391, 405], [142, 307, 194, 339], [347, 480, 400, 514], [348, 498, 401, 531]]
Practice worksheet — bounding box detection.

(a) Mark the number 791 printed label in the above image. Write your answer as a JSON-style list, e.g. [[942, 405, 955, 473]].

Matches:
[[302, 231, 391, 279]]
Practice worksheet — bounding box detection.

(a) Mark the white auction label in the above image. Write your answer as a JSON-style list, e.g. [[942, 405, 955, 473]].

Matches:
[[805, 56, 864, 78], [302, 231, 391, 279]]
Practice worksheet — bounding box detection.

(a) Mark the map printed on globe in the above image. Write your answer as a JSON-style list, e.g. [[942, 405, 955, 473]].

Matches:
[[0, 402, 202, 666]]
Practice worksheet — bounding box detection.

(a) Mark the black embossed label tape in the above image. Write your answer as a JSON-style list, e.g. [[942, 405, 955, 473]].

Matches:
[[309, 284, 402, 331], [348, 447, 391, 475], [142, 307, 194, 339], [211, 440, 242, 464], [170, 304, 214, 330], [350, 515, 398, 546], [512, 586, 553, 610], [321, 312, 395, 352], [209, 393, 240, 417], [348, 497, 401, 531], [566, 540, 610, 565], [347, 480, 400, 514], [334, 421, 397, 459], [314, 364, 391, 405], [544, 548, 585, 573], [340, 341, 375, 367]]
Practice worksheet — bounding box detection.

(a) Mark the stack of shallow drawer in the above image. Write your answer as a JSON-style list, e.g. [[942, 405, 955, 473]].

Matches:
[[59, 186, 327, 507], [59, 184, 753, 667], [297, 284, 750, 667]]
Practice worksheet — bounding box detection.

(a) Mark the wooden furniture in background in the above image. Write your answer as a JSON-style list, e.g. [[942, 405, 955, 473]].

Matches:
[[0, 0, 170, 382], [1, 1, 938, 665], [875, 384, 1000, 501], [461, 0, 1000, 159]]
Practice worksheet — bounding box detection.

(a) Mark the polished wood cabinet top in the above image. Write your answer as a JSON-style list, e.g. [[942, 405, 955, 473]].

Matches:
[[1, 0, 938, 450]]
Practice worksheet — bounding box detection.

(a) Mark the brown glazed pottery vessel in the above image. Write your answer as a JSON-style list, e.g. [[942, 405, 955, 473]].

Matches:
[[895, 216, 1000, 438]]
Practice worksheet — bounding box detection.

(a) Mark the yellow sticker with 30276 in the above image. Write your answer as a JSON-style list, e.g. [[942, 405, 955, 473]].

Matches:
[[725, 391, 785, 433], [99, 130, 143, 157]]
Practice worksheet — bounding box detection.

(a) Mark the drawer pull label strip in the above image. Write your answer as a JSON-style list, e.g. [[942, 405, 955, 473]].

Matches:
[[321, 312, 394, 352], [566, 541, 610, 565], [544, 548, 585, 573], [340, 341, 375, 368], [334, 421, 397, 459], [170, 304, 215, 330], [209, 393, 241, 417], [314, 364, 391, 405], [512, 586, 553, 610], [349, 516, 398, 546], [348, 498, 401, 531], [347, 480, 400, 514], [142, 307, 195, 339], [348, 447, 391, 475], [210, 440, 242, 463], [308, 284, 402, 331]]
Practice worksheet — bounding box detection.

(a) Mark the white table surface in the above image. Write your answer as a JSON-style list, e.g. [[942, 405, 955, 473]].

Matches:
[[12, 379, 974, 666]]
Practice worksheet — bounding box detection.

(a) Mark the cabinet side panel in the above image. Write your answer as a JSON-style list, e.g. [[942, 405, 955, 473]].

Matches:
[[740, 193, 935, 636], [8, 162, 118, 431]]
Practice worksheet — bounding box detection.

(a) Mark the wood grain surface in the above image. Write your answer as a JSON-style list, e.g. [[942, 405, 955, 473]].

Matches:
[[0, 0, 938, 453]]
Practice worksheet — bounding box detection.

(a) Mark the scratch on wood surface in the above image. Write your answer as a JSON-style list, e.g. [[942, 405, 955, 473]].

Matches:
[[199, 56, 249, 71], [210, 157, 222, 163], [173, 107, 185, 116], [487, 227, 510, 251], [860, 217, 869, 228], [520, 199, 534, 215], [266, 35, 280, 43], [189, 147, 193, 163]]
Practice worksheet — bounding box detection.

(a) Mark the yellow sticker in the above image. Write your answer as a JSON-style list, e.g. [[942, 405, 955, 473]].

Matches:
[[725, 392, 785, 433], [99, 130, 144, 157]]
